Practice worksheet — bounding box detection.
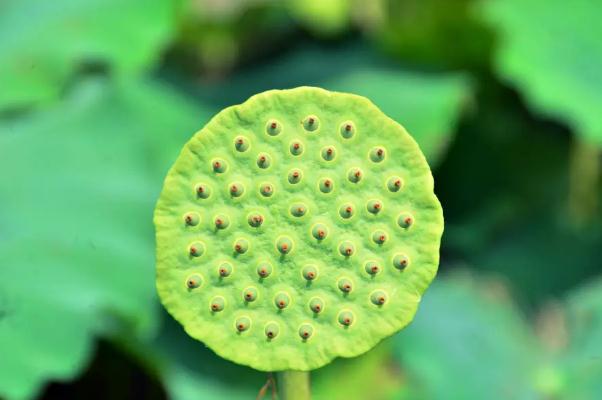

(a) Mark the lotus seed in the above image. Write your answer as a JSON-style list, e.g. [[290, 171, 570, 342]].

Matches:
[[338, 310, 355, 326], [338, 241, 355, 257], [266, 119, 281, 136], [367, 199, 383, 214], [298, 323, 314, 340], [311, 223, 328, 240], [184, 212, 200, 226], [288, 169, 302, 184], [319, 178, 334, 193], [387, 176, 403, 192], [372, 230, 388, 245], [347, 167, 363, 183], [370, 290, 388, 306], [290, 140, 304, 156], [257, 262, 273, 278], [189, 241, 205, 257], [321, 146, 336, 161], [259, 182, 274, 197], [364, 261, 381, 275], [257, 153, 271, 169], [212, 159, 227, 173], [243, 287, 258, 302], [218, 262, 233, 277], [274, 292, 291, 309], [303, 115, 319, 131], [290, 203, 307, 217], [186, 274, 202, 289], [397, 213, 414, 229], [210, 296, 225, 312], [234, 136, 249, 152], [340, 121, 355, 139], [339, 203, 355, 219], [302, 265, 318, 281], [393, 254, 410, 270], [233, 238, 249, 254], [276, 236, 293, 254], [235, 316, 251, 332], [229, 182, 245, 197], [309, 297, 324, 314], [214, 214, 230, 230], [369, 147, 386, 163], [247, 213, 264, 228], [338, 277, 353, 293], [265, 322, 280, 339], [195, 183, 211, 199]]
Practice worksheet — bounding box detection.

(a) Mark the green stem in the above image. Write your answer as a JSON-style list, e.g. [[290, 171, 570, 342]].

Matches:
[[568, 135, 600, 227], [277, 371, 311, 400]]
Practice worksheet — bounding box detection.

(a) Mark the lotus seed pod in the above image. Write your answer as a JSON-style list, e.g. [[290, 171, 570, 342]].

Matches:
[[155, 87, 443, 371]]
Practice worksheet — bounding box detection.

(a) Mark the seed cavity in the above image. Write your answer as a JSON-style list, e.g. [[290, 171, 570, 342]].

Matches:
[[266, 119, 282, 136], [257, 262, 273, 278], [256, 153, 271, 169], [321, 146, 336, 161], [184, 212, 200, 226], [235, 316, 251, 332], [274, 292, 291, 309], [367, 199, 383, 214], [290, 203, 307, 217], [265, 322, 280, 339], [189, 241, 205, 257], [210, 296, 225, 312], [303, 115, 319, 131], [370, 147, 386, 163], [288, 169, 302, 184], [309, 297, 324, 314], [347, 167, 363, 183], [298, 323, 314, 340], [247, 213, 264, 228], [397, 213, 414, 229], [212, 158, 227, 173], [195, 183, 211, 199], [337, 277, 353, 293], [364, 261, 381, 275], [218, 262, 233, 277], [387, 176, 403, 192], [338, 310, 354, 326], [370, 290, 388, 306], [290, 140, 304, 156], [233, 238, 249, 254], [276, 236, 293, 254], [214, 214, 230, 230], [186, 274, 202, 289], [243, 287, 258, 302], [339, 203, 355, 219], [338, 241, 355, 257], [260, 182, 274, 197], [319, 178, 334, 193], [393, 254, 410, 270], [372, 230, 388, 245], [234, 136, 250, 152], [340, 121, 355, 139], [229, 182, 245, 197], [311, 223, 328, 240], [302, 265, 318, 281]]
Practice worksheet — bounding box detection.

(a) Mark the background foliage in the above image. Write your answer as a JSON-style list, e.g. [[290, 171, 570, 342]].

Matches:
[[0, 0, 600, 399]]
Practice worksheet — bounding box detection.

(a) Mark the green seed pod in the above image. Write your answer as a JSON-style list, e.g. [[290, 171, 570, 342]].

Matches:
[[302, 265, 318, 281], [303, 115, 319, 131], [372, 230, 388, 245], [214, 214, 230, 230], [155, 87, 443, 372], [290, 203, 307, 217], [298, 323, 314, 340], [274, 292, 291, 310], [243, 287, 258, 302], [265, 322, 280, 339], [256, 262, 273, 278], [256, 153, 271, 169], [183, 212, 200, 226], [366, 199, 383, 214], [210, 296, 225, 312], [234, 136, 250, 152]]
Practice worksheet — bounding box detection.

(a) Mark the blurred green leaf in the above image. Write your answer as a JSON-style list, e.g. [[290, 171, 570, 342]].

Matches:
[[392, 272, 542, 399], [287, 0, 351, 36], [480, 0, 602, 144], [0, 0, 175, 110], [0, 79, 210, 399]]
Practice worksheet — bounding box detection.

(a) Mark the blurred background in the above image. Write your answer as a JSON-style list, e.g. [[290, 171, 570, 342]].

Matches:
[[1, 0, 601, 399]]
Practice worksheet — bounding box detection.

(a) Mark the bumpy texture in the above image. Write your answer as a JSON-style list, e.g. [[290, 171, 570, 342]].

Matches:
[[155, 87, 443, 371]]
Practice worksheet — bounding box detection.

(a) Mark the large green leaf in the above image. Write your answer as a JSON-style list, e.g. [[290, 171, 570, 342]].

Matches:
[[0, 0, 175, 110], [480, 0, 602, 144], [0, 79, 209, 399]]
